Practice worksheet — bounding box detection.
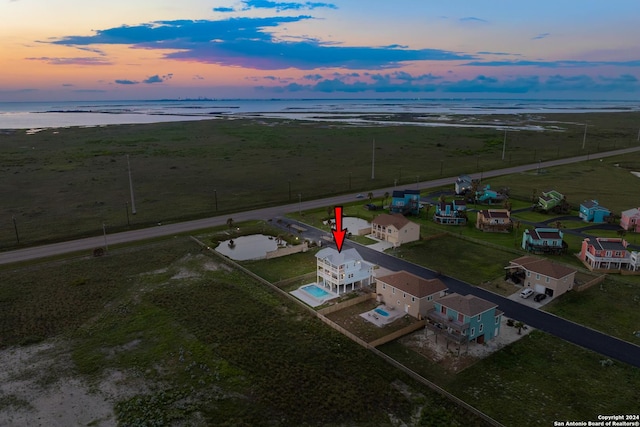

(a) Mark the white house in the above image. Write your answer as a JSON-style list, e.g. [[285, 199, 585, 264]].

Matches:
[[316, 247, 375, 295]]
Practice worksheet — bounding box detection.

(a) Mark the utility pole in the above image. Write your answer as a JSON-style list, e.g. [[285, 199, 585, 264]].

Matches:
[[127, 155, 137, 215], [371, 139, 375, 180], [102, 223, 108, 253], [502, 129, 507, 160], [582, 123, 588, 149], [12, 216, 19, 245]]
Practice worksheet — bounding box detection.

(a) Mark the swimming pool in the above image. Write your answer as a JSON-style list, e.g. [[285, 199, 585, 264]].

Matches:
[[302, 284, 331, 299], [374, 307, 389, 317]]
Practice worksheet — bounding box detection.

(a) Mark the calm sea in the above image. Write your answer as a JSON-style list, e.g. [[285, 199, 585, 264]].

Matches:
[[0, 98, 638, 130]]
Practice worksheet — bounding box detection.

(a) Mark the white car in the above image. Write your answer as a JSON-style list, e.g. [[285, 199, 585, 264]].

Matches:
[[520, 288, 534, 299]]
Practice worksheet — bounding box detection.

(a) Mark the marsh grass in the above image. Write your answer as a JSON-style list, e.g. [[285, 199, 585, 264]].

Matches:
[[381, 331, 640, 426], [3, 112, 639, 248]]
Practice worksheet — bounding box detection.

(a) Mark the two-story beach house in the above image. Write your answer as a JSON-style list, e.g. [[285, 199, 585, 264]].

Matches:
[[316, 247, 375, 294], [538, 190, 564, 211], [376, 271, 447, 319], [578, 237, 632, 272], [390, 189, 421, 216], [427, 293, 502, 344], [507, 256, 576, 298], [370, 213, 420, 247], [579, 200, 611, 223], [521, 228, 567, 254], [620, 207, 640, 232], [455, 175, 473, 195], [433, 199, 467, 225], [475, 209, 512, 232]]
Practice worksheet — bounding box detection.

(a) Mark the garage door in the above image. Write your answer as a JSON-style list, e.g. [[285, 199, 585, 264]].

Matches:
[[534, 284, 546, 294]]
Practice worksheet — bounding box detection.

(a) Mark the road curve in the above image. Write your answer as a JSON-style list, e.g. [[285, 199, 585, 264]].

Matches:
[[2, 146, 639, 266]]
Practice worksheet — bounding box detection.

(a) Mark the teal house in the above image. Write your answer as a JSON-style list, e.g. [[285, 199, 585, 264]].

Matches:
[[579, 200, 611, 223], [427, 293, 502, 344], [390, 189, 421, 216]]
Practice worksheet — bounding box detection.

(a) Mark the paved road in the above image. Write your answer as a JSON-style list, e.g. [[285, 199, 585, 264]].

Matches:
[[2, 146, 639, 266], [279, 214, 640, 369]]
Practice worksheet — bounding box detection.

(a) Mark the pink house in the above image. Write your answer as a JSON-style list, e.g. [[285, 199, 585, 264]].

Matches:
[[620, 208, 640, 232], [578, 237, 630, 271]]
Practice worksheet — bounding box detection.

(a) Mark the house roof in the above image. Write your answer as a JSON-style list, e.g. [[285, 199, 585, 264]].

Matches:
[[581, 200, 599, 209], [456, 175, 473, 184], [436, 293, 497, 317], [530, 228, 562, 240], [479, 209, 510, 219], [621, 207, 640, 217], [377, 271, 447, 298], [371, 213, 413, 230], [510, 256, 576, 279], [316, 247, 363, 265], [584, 237, 627, 251], [392, 189, 420, 198]]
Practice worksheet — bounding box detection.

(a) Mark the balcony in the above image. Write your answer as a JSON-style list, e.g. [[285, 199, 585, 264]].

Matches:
[[426, 308, 469, 333]]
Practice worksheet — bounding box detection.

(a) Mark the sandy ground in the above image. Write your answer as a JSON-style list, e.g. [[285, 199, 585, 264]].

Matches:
[[400, 317, 534, 372]]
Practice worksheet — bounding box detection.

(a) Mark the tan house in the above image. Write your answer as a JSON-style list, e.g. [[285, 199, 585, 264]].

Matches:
[[476, 209, 512, 232], [376, 271, 447, 319], [507, 256, 576, 298], [371, 213, 420, 246]]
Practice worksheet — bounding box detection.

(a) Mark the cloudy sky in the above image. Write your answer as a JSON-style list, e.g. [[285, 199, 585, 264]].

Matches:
[[2, 0, 639, 101]]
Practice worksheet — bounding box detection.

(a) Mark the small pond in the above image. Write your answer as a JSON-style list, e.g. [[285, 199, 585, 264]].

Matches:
[[215, 234, 279, 261]]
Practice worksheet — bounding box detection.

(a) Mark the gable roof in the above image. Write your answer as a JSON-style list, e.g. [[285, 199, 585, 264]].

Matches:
[[584, 237, 627, 251], [530, 228, 563, 240], [316, 247, 363, 265], [371, 213, 412, 230], [436, 293, 497, 317], [377, 271, 447, 298], [479, 209, 510, 219], [621, 207, 640, 217], [510, 256, 576, 279]]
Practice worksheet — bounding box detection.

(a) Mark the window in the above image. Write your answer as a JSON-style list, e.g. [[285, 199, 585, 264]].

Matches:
[[382, 284, 386, 289], [411, 297, 415, 302], [479, 323, 483, 333], [545, 277, 550, 283], [403, 292, 406, 298], [427, 295, 432, 301], [392, 288, 395, 294], [536, 273, 540, 279], [495, 316, 500, 325], [457, 313, 464, 323], [440, 305, 446, 314], [527, 271, 531, 277], [470, 327, 475, 337], [477, 314, 481, 322]]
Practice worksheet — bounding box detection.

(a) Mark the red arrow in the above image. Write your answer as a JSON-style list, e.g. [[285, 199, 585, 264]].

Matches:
[[332, 206, 346, 252]]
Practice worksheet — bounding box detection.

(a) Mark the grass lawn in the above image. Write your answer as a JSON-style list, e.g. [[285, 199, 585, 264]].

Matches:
[[382, 331, 640, 426], [240, 248, 319, 283], [392, 235, 519, 285], [1, 236, 491, 426], [544, 278, 640, 342]]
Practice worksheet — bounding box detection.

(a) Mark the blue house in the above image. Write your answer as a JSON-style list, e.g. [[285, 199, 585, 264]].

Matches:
[[433, 199, 467, 225], [521, 228, 567, 254], [390, 189, 421, 216], [579, 200, 611, 223], [427, 293, 502, 344]]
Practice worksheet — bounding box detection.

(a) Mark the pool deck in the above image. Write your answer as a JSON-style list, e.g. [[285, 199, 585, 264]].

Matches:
[[360, 304, 405, 327], [290, 283, 339, 308]]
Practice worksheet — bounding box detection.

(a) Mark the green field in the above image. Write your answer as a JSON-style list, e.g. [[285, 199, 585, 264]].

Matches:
[[2, 111, 640, 249], [0, 236, 490, 426]]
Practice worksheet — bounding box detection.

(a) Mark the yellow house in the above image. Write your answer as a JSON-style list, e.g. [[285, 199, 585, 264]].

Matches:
[[371, 213, 420, 247]]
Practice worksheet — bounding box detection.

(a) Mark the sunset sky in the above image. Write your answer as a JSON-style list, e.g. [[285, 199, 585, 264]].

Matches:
[[2, 0, 639, 101]]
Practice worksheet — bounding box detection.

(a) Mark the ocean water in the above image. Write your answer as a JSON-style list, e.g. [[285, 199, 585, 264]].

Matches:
[[0, 98, 638, 130]]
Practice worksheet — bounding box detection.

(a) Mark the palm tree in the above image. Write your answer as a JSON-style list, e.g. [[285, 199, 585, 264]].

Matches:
[[226, 217, 234, 229], [382, 191, 389, 208], [367, 192, 374, 202], [554, 220, 563, 229], [515, 321, 525, 335]]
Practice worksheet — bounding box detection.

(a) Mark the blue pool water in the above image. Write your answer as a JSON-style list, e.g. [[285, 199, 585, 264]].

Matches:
[[374, 308, 389, 317], [303, 284, 331, 299]]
